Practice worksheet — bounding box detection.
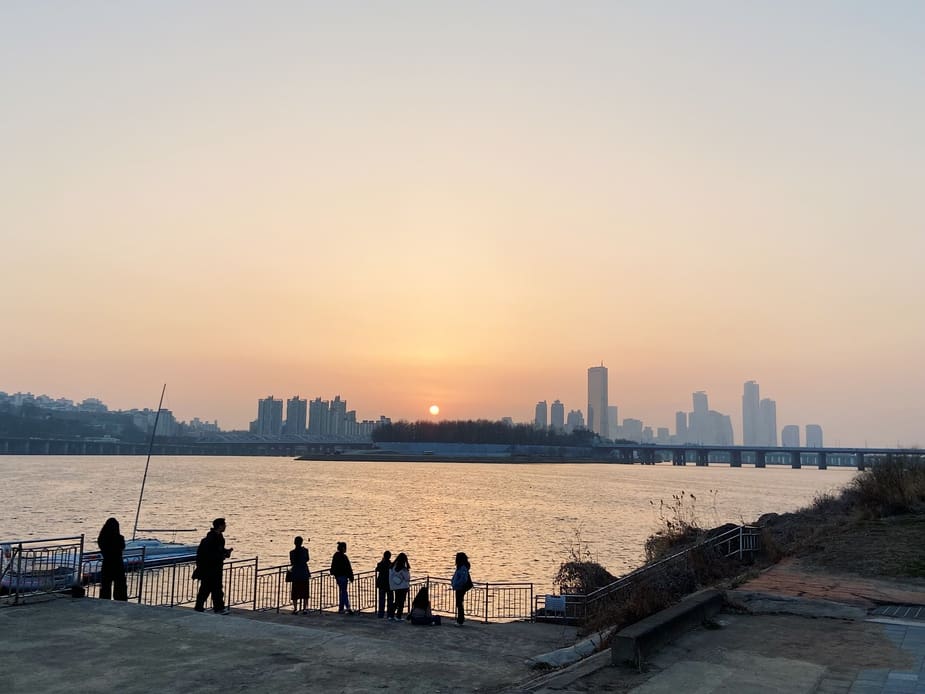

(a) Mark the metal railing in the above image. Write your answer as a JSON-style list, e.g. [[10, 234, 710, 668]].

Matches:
[[0, 535, 85, 605], [254, 568, 533, 623], [536, 525, 762, 623]]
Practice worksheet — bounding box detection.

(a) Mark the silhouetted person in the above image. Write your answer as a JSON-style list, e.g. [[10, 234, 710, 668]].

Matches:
[[289, 535, 310, 614], [450, 551, 472, 626], [97, 517, 127, 601], [194, 518, 233, 614], [375, 550, 393, 619], [409, 585, 441, 625], [330, 541, 354, 614]]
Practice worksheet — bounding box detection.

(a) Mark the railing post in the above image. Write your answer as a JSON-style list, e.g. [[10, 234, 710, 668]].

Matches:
[[170, 555, 178, 606], [14, 542, 23, 605], [483, 582, 489, 624], [227, 561, 234, 608], [252, 558, 258, 612], [137, 547, 147, 604]]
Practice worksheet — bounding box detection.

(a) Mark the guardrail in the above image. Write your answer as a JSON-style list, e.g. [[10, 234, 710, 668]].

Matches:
[[81, 554, 538, 623], [536, 525, 762, 623], [0, 535, 85, 605]]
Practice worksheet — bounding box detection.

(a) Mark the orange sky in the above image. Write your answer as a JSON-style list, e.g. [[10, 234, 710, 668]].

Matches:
[[1, 4, 922, 446]]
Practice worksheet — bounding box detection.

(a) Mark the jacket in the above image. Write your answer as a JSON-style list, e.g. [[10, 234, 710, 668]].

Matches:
[[330, 551, 354, 579], [389, 567, 410, 590], [451, 565, 471, 591], [196, 529, 229, 574], [375, 559, 392, 590]]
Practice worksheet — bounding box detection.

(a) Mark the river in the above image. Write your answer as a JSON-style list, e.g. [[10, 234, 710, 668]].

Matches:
[[0, 456, 854, 592]]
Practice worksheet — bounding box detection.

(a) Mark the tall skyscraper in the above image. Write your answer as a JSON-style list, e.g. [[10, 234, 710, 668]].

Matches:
[[742, 381, 760, 446], [759, 398, 777, 447], [286, 396, 307, 436], [607, 406, 619, 438], [256, 396, 283, 436], [675, 411, 688, 442], [587, 364, 609, 439], [550, 400, 565, 432], [805, 424, 823, 448], [781, 425, 800, 447], [534, 400, 548, 430]]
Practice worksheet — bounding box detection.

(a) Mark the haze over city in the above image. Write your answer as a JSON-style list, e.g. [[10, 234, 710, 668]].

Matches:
[[2, 3, 922, 448]]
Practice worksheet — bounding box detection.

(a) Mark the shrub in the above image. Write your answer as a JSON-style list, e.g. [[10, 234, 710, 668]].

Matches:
[[851, 455, 925, 517]]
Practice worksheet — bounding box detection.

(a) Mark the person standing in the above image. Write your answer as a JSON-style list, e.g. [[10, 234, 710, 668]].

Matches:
[[97, 517, 127, 601], [388, 552, 411, 622], [330, 541, 354, 614], [450, 552, 472, 626], [375, 550, 393, 619], [194, 518, 233, 614], [289, 536, 310, 615]]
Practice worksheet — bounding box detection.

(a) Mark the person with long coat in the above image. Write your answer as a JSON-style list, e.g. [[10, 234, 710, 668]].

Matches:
[[289, 536, 310, 614], [97, 517, 128, 601], [194, 518, 233, 614]]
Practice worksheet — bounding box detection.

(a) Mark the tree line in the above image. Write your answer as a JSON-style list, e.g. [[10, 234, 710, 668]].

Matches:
[[371, 419, 602, 446]]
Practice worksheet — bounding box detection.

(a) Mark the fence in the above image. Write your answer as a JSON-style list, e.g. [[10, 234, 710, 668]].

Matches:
[[1, 535, 533, 624], [536, 525, 763, 623], [0, 535, 85, 605], [254, 567, 534, 623]]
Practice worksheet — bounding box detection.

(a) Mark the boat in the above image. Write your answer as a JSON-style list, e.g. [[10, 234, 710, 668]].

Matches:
[[84, 385, 199, 581], [1, 544, 79, 595]]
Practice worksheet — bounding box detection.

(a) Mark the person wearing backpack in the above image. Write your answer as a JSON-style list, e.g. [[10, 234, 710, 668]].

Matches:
[[450, 551, 472, 626], [388, 552, 411, 622]]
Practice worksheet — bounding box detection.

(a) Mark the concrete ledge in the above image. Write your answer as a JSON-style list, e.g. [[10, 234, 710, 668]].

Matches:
[[611, 589, 724, 669]]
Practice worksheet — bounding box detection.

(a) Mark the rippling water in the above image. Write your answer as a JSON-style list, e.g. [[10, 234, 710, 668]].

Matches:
[[0, 456, 854, 592]]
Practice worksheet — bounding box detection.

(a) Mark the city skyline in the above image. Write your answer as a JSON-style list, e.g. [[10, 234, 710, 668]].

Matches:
[[2, 4, 922, 448]]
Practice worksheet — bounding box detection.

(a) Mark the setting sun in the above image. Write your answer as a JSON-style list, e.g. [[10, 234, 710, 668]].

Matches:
[[429, 404, 440, 416]]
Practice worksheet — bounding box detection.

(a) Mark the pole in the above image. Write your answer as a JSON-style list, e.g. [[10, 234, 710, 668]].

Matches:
[[133, 384, 166, 541]]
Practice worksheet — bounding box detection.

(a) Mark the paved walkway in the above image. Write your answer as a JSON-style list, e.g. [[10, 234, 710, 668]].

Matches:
[[0, 596, 577, 693], [520, 561, 925, 693], [739, 558, 925, 608]]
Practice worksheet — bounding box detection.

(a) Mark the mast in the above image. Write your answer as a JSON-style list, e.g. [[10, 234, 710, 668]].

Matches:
[[133, 383, 166, 541]]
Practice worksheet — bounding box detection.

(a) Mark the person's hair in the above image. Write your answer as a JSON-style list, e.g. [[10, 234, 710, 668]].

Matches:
[[98, 517, 120, 543], [212, 517, 226, 529], [455, 552, 470, 568], [294, 536, 303, 547], [394, 552, 410, 571], [337, 541, 347, 552], [411, 586, 430, 610], [381, 550, 391, 561]]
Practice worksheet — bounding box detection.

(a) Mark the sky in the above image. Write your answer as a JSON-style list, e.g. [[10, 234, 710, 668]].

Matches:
[[1, 2, 923, 447]]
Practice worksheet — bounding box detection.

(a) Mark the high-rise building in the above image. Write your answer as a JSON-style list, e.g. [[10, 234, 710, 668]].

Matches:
[[550, 400, 565, 432], [805, 424, 823, 448], [256, 396, 283, 436], [534, 400, 548, 430], [286, 396, 307, 436], [742, 381, 760, 446], [759, 398, 777, 447], [607, 406, 619, 438], [587, 365, 609, 439], [308, 397, 329, 435], [781, 425, 800, 447], [565, 409, 585, 433], [622, 418, 644, 442], [675, 411, 688, 442], [330, 396, 347, 435]]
